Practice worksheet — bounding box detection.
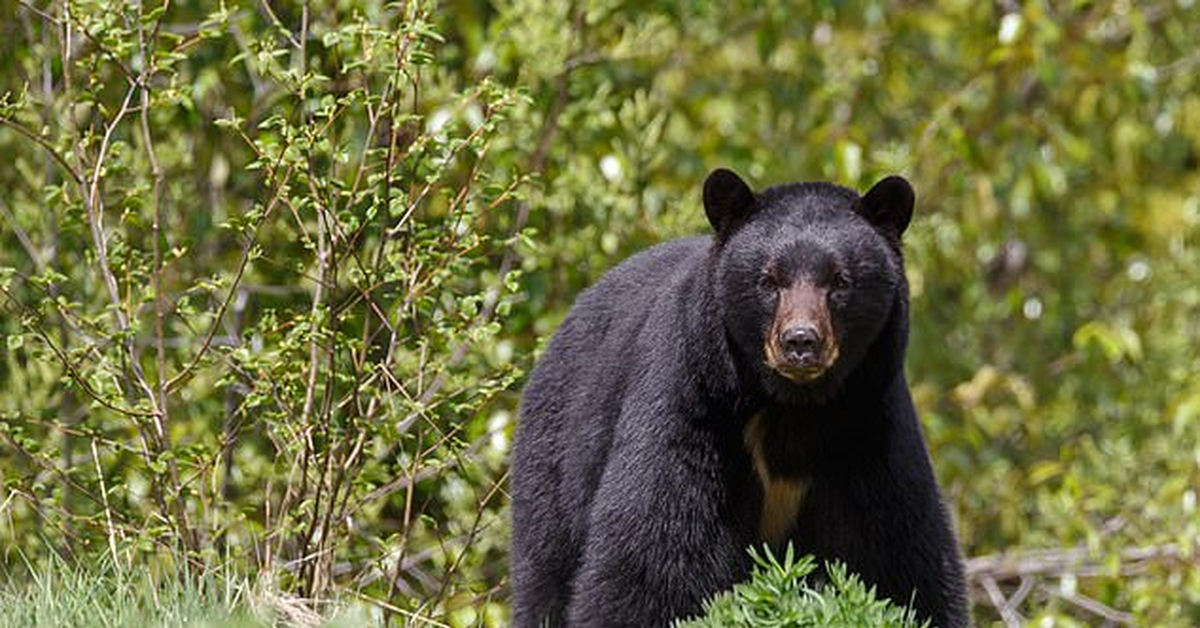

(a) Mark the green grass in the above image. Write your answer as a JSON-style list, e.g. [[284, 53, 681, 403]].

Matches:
[[0, 551, 454, 628], [0, 556, 263, 628], [0, 552, 422, 628], [0, 550, 397, 628]]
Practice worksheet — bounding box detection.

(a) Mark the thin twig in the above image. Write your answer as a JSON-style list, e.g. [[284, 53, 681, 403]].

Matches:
[[342, 588, 451, 628], [91, 438, 122, 568], [256, 0, 303, 50], [165, 157, 294, 393], [0, 197, 44, 270], [0, 118, 86, 186], [136, 0, 194, 550], [1043, 584, 1135, 625], [0, 286, 157, 418]]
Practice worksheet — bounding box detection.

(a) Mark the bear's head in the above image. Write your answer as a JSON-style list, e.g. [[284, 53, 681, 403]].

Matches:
[[704, 168, 913, 404]]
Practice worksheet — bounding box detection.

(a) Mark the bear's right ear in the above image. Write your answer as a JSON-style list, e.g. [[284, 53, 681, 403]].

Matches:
[[703, 168, 757, 237]]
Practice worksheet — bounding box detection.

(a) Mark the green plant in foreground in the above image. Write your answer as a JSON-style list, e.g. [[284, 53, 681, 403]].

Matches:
[[678, 546, 928, 628]]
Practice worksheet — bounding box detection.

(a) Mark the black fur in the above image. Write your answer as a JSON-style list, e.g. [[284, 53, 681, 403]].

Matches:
[[510, 170, 969, 628]]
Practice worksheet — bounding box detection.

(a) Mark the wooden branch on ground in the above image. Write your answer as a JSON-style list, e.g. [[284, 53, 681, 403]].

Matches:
[[966, 542, 1196, 625], [967, 542, 1196, 580]]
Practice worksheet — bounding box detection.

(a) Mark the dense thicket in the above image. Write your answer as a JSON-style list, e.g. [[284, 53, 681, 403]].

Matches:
[[1, 1, 1198, 626]]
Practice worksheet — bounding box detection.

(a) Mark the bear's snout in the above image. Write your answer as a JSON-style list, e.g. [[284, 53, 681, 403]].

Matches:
[[764, 281, 839, 382]]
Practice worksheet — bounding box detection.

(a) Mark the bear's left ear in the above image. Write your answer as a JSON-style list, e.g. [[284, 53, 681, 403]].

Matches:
[[856, 175, 915, 239], [703, 168, 758, 237]]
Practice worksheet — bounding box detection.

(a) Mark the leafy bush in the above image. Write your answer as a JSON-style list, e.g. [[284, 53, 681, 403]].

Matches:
[[0, 1, 522, 622], [678, 547, 927, 628]]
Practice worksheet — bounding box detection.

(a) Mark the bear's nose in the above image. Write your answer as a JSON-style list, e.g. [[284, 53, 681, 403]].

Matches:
[[780, 326, 822, 363]]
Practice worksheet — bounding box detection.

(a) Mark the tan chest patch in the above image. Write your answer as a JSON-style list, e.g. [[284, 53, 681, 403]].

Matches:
[[743, 412, 808, 546]]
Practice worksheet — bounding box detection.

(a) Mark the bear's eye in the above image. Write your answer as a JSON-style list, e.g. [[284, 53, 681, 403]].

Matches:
[[830, 271, 851, 293], [757, 269, 780, 292]]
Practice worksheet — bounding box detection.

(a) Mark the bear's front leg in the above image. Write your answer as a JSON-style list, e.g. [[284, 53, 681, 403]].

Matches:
[[565, 422, 750, 627]]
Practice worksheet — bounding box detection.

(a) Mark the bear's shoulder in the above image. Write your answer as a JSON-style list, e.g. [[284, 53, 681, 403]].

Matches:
[[558, 236, 710, 337], [580, 236, 709, 301]]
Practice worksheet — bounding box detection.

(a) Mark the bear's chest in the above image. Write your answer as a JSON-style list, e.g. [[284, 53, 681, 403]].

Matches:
[[742, 412, 809, 547]]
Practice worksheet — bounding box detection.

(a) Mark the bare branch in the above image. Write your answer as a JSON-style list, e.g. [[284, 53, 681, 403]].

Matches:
[[1046, 585, 1135, 625], [967, 543, 1197, 581], [969, 543, 1197, 625], [979, 576, 1023, 628]]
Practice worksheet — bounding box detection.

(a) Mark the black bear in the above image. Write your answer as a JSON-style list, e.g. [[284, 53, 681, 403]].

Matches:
[[510, 169, 969, 628]]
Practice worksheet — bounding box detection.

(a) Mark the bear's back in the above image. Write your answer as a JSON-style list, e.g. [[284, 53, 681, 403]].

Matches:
[[525, 235, 710, 403], [514, 236, 711, 539], [571, 236, 709, 328]]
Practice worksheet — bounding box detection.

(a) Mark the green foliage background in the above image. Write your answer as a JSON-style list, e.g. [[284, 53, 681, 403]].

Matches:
[[1, 1, 1199, 626]]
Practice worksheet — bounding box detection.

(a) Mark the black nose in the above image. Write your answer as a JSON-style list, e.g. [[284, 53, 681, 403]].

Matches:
[[780, 326, 822, 361]]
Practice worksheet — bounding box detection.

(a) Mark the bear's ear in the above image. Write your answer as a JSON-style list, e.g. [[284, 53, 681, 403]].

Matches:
[[857, 175, 915, 238], [703, 168, 757, 237]]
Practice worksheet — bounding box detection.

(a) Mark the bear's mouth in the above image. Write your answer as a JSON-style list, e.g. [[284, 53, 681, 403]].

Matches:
[[764, 344, 839, 383]]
